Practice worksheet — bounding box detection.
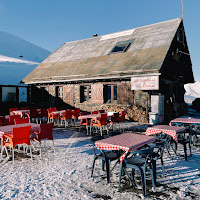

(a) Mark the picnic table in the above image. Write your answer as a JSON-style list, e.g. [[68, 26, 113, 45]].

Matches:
[[169, 117, 200, 127], [0, 123, 40, 137], [11, 110, 30, 117], [145, 125, 186, 142], [95, 132, 156, 162]]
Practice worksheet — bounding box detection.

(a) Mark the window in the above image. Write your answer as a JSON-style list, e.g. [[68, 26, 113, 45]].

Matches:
[[103, 85, 117, 103], [2, 87, 17, 102], [109, 39, 134, 54], [18, 87, 27, 103], [80, 85, 91, 103]]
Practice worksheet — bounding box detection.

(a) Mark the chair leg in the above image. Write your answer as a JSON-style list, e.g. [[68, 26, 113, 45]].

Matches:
[[152, 159, 157, 184], [139, 167, 147, 196], [184, 143, 187, 160], [105, 159, 110, 183], [12, 148, 15, 163], [39, 142, 42, 159], [91, 156, 97, 177], [161, 157, 165, 177], [118, 163, 123, 191], [189, 141, 192, 157], [149, 168, 156, 191], [29, 145, 33, 160], [52, 140, 55, 153]]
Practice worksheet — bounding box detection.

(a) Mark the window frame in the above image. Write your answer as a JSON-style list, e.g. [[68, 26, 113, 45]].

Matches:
[[80, 85, 91, 103], [103, 84, 117, 104], [109, 39, 134, 55]]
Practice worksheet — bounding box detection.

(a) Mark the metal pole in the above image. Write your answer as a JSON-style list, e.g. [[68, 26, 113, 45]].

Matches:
[[181, 0, 183, 18]]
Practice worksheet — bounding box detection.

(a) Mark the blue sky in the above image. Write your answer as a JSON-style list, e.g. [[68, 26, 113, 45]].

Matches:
[[0, 0, 200, 81]]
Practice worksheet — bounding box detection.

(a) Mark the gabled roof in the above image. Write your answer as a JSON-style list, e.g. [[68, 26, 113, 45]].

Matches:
[[23, 18, 183, 84]]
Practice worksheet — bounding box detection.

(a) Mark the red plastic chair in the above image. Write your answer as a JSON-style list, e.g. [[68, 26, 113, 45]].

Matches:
[[39, 108, 48, 124], [90, 113, 108, 136], [15, 118, 30, 124], [91, 111, 99, 114], [0, 116, 6, 126], [1, 126, 32, 162], [60, 110, 72, 128], [72, 108, 80, 118], [99, 110, 105, 113], [30, 108, 39, 123], [21, 107, 29, 110], [48, 108, 59, 123], [8, 115, 21, 125], [9, 108, 18, 115], [118, 110, 126, 122], [110, 112, 120, 131], [79, 112, 90, 135], [32, 123, 55, 158], [50, 107, 56, 111], [72, 109, 80, 124]]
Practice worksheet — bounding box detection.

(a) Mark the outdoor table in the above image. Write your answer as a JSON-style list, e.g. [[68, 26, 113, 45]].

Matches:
[[78, 114, 101, 121], [169, 117, 200, 127], [95, 132, 156, 162], [11, 110, 30, 117], [145, 125, 186, 142], [95, 132, 156, 183], [51, 110, 66, 116], [78, 113, 112, 121], [0, 123, 40, 137]]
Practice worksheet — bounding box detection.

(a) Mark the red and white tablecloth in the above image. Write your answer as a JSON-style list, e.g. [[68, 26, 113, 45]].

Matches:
[[0, 123, 40, 137], [145, 125, 186, 142], [169, 118, 200, 126], [95, 132, 156, 162], [11, 110, 30, 117]]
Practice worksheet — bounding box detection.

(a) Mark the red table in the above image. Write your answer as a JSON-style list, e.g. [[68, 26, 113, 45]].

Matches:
[[78, 114, 101, 120], [95, 132, 156, 162], [169, 117, 200, 126], [11, 110, 30, 117], [0, 123, 40, 137], [145, 125, 186, 142], [51, 110, 66, 116]]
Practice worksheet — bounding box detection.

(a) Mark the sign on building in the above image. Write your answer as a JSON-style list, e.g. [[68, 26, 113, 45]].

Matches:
[[131, 75, 159, 90]]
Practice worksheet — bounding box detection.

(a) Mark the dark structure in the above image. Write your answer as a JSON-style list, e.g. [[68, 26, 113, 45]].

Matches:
[[23, 18, 194, 123]]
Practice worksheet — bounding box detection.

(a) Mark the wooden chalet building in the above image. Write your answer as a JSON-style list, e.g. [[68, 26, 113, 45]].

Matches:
[[23, 18, 194, 123]]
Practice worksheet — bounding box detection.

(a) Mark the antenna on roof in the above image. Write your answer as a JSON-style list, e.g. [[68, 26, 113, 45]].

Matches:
[[181, 0, 183, 18]]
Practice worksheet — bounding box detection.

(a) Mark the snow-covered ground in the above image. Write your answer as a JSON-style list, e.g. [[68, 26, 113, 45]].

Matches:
[[1, 124, 200, 200]]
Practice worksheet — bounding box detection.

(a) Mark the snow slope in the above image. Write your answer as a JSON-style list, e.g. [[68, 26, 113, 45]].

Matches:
[[0, 31, 50, 85]]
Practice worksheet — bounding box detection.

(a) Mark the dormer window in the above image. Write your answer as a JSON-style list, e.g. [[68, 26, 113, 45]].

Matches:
[[109, 39, 134, 54]]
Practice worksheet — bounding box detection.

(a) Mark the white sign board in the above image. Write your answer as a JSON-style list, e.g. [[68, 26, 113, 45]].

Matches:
[[131, 75, 159, 90]]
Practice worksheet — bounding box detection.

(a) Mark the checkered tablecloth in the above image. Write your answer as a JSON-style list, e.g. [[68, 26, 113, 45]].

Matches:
[[95, 132, 156, 162], [145, 125, 186, 142], [11, 110, 30, 117], [169, 118, 200, 126], [0, 123, 40, 137]]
